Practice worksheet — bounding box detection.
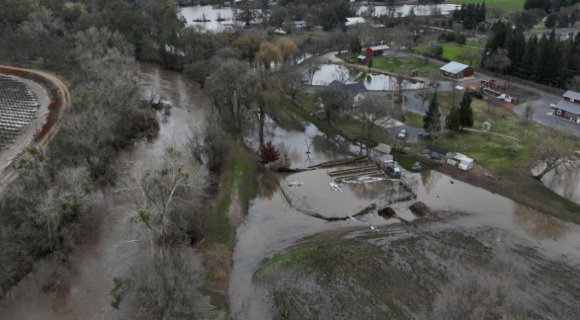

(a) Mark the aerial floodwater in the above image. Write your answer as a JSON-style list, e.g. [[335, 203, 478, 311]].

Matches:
[[229, 117, 580, 318], [0, 63, 207, 319]]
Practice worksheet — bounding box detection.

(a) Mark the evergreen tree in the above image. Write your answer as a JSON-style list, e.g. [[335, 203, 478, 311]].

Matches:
[[520, 34, 537, 78], [445, 106, 461, 131], [423, 93, 442, 135], [350, 36, 362, 55], [459, 90, 474, 130], [505, 27, 526, 75]]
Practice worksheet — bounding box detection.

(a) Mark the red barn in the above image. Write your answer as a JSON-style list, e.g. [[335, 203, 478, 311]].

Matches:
[[357, 55, 367, 64], [439, 61, 474, 79], [365, 45, 390, 58], [551, 90, 580, 124]]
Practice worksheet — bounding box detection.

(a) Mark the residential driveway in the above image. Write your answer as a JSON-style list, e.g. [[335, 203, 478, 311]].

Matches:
[[302, 51, 580, 136]]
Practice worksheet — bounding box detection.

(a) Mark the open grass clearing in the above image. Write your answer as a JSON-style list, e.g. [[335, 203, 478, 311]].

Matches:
[[450, 0, 525, 10], [466, 39, 485, 48], [395, 153, 437, 172], [404, 111, 424, 128], [370, 55, 444, 78], [414, 43, 482, 66]]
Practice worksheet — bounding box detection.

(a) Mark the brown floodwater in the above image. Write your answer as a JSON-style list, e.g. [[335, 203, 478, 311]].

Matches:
[[3, 62, 580, 320], [0, 62, 207, 319], [229, 158, 580, 319]]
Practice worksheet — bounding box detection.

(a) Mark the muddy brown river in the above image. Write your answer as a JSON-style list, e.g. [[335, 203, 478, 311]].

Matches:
[[2, 63, 580, 319]]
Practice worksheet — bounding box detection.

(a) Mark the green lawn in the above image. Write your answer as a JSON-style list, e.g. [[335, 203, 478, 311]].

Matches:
[[465, 40, 485, 48], [370, 55, 443, 78], [404, 111, 424, 128], [449, 0, 525, 11], [414, 43, 482, 66]]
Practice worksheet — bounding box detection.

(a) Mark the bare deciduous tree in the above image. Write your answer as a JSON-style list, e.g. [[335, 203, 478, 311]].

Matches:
[[305, 60, 321, 85], [523, 101, 537, 124], [529, 130, 578, 181]]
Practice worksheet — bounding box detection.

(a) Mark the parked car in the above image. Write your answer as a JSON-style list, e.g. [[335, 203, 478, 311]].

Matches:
[[397, 129, 407, 140]]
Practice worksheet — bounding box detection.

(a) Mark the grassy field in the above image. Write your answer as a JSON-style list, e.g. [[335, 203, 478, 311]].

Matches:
[[466, 39, 485, 48], [404, 111, 424, 128], [449, 0, 525, 11], [370, 55, 444, 78], [414, 43, 482, 66]]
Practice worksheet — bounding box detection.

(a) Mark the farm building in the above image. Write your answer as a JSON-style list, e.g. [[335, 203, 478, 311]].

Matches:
[[365, 45, 390, 58], [423, 145, 449, 160], [551, 90, 580, 124], [357, 55, 367, 64], [448, 153, 474, 171], [439, 61, 474, 79]]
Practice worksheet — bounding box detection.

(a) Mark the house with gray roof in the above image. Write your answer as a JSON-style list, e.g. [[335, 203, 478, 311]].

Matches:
[[439, 61, 474, 79], [552, 90, 580, 124]]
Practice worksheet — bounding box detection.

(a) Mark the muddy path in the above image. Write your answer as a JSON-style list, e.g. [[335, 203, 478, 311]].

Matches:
[[0, 63, 207, 319]]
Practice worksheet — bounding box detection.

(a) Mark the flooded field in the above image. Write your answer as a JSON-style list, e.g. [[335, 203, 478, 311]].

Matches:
[[357, 4, 460, 17], [179, 3, 459, 32], [180, 5, 251, 31], [540, 162, 580, 205], [2, 59, 580, 319], [310, 64, 422, 91], [230, 141, 580, 319]]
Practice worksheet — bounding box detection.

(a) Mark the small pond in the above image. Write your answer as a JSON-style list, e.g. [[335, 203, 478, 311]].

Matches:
[[309, 63, 422, 91]]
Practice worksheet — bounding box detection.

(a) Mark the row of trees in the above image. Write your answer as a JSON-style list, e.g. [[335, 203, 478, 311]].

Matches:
[[524, 0, 579, 13], [0, 21, 158, 298], [483, 21, 580, 89], [452, 2, 486, 30], [422, 91, 474, 136]]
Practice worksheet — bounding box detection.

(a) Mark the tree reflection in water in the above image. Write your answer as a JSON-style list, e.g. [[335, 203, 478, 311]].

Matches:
[[513, 204, 565, 239]]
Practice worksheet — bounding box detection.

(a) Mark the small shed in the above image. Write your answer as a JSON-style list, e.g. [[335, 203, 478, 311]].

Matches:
[[357, 55, 367, 64], [424, 145, 449, 160], [453, 153, 474, 171], [293, 21, 307, 28], [439, 61, 473, 79], [365, 45, 390, 58]]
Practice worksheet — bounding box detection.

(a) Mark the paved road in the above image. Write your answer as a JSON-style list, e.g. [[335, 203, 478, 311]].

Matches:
[[311, 51, 580, 138]]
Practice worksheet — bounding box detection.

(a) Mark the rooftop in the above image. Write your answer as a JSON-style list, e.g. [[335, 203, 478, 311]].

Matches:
[[553, 100, 580, 115], [563, 90, 580, 101], [425, 144, 449, 156], [440, 61, 470, 74], [369, 45, 390, 51]]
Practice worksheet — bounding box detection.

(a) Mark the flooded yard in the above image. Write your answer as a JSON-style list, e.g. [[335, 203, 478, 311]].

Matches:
[[357, 4, 460, 17], [309, 64, 422, 91]]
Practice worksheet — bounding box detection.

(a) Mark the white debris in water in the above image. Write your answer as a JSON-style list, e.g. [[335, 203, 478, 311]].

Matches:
[[330, 182, 344, 193], [288, 181, 303, 188], [341, 176, 387, 184]]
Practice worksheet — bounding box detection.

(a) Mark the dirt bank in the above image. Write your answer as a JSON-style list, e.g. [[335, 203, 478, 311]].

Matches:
[[0, 65, 70, 181], [254, 214, 580, 319]]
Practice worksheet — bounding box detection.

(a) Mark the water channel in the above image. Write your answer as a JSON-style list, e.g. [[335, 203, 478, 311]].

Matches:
[[2, 62, 580, 319], [0, 63, 207, 319]]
